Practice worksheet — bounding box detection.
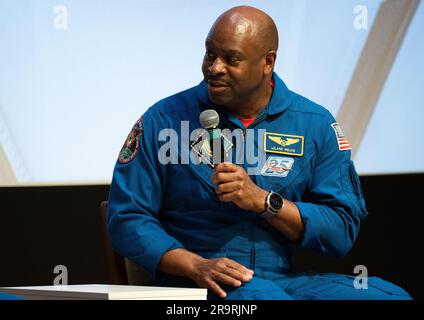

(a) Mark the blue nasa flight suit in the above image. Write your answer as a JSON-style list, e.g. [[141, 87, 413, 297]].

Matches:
[[107, 73, 411, 300], [0, 293, 24, 300]]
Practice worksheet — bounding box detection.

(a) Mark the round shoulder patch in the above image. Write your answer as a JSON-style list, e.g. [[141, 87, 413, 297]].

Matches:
[[118, 116, 143, 164]]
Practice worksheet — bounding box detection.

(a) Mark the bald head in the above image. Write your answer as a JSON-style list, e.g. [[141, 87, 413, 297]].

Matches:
[[208, 6, 279, 54], [201, 6, 278, 115]]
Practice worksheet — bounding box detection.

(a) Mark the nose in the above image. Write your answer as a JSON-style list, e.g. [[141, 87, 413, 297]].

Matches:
[[208, 57, 226, 75]]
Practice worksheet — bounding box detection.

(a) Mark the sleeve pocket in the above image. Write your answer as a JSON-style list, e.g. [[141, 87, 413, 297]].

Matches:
[[341, 161, 368, 220]]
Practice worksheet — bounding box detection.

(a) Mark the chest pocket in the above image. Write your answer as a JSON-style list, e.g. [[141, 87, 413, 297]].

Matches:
[[165, 162, 215, 210]]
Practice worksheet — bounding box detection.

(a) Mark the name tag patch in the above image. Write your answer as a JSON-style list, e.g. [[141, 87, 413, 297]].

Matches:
[[261, 156, 294, 177], [264, 132, 304, 156]]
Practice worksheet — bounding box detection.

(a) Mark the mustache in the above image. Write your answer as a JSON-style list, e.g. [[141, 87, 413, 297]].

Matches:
[[205, 76, 231, 86]]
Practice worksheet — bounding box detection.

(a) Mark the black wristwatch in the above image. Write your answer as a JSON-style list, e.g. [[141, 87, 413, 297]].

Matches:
[[260, 191, 284, 218]]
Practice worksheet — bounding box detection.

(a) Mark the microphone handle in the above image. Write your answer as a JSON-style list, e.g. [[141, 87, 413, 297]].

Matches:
[[209, 128, 224, 164]]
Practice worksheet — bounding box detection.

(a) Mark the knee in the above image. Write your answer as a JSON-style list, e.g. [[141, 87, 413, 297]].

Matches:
[[209, 277, 291, 300], [361, 277, 412, 300]]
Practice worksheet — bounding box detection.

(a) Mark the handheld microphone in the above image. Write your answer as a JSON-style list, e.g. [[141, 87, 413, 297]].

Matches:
[[199, 109, 225, 164]]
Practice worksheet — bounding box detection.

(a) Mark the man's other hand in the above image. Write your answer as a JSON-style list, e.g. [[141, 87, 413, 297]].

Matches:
[[190, 256, 254, 299]]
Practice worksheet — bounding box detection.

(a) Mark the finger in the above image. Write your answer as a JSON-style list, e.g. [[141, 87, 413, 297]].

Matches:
[[219, 266, 253, 283], [211, 270, 242, 287], [212, 171, 241, 185], [206, 279, 227, 299], [220, 189, 247, 203], [214, 162, 239, 174], [218, 192, 236, 203], [224, 259, 255, 277], [215, 181, 242, 194], [213, 258, 254, 281]]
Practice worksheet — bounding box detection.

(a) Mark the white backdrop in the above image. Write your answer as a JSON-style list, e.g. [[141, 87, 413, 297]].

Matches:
[[0, 0, 422, 184]]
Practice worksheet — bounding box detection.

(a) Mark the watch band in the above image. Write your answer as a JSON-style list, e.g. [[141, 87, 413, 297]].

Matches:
[[260, 209, 278, 219]]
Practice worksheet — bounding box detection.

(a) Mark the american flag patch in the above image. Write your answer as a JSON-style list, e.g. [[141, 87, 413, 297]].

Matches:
[[331, 123, 351, 151]]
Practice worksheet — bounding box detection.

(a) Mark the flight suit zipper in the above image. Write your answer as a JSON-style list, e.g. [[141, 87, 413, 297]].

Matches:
[[226, 113, 269, 273], [241, 113, 267, 137]]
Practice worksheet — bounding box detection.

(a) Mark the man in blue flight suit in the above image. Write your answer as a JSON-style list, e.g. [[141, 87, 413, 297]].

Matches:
[[107, 6, 411, 299]]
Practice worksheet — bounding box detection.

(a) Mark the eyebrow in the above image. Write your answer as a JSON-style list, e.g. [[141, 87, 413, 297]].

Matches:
[[225, 49, 243, 57]]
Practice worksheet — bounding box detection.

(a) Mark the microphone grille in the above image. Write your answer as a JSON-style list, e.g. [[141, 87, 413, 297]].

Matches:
[[199, 109, 220, 129]]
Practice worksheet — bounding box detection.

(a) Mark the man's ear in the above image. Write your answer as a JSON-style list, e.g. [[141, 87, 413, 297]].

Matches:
[[264, 50, 277, 75]]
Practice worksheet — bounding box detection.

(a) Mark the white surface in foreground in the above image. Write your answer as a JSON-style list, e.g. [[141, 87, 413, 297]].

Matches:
[[0, 284, 208, 300]]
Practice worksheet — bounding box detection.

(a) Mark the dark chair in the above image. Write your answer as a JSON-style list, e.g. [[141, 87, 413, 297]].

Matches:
[[100, 201, 150, 285]]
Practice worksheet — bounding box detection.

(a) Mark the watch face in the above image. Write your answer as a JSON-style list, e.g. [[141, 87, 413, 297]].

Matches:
[[270, 193, 283, 209]]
